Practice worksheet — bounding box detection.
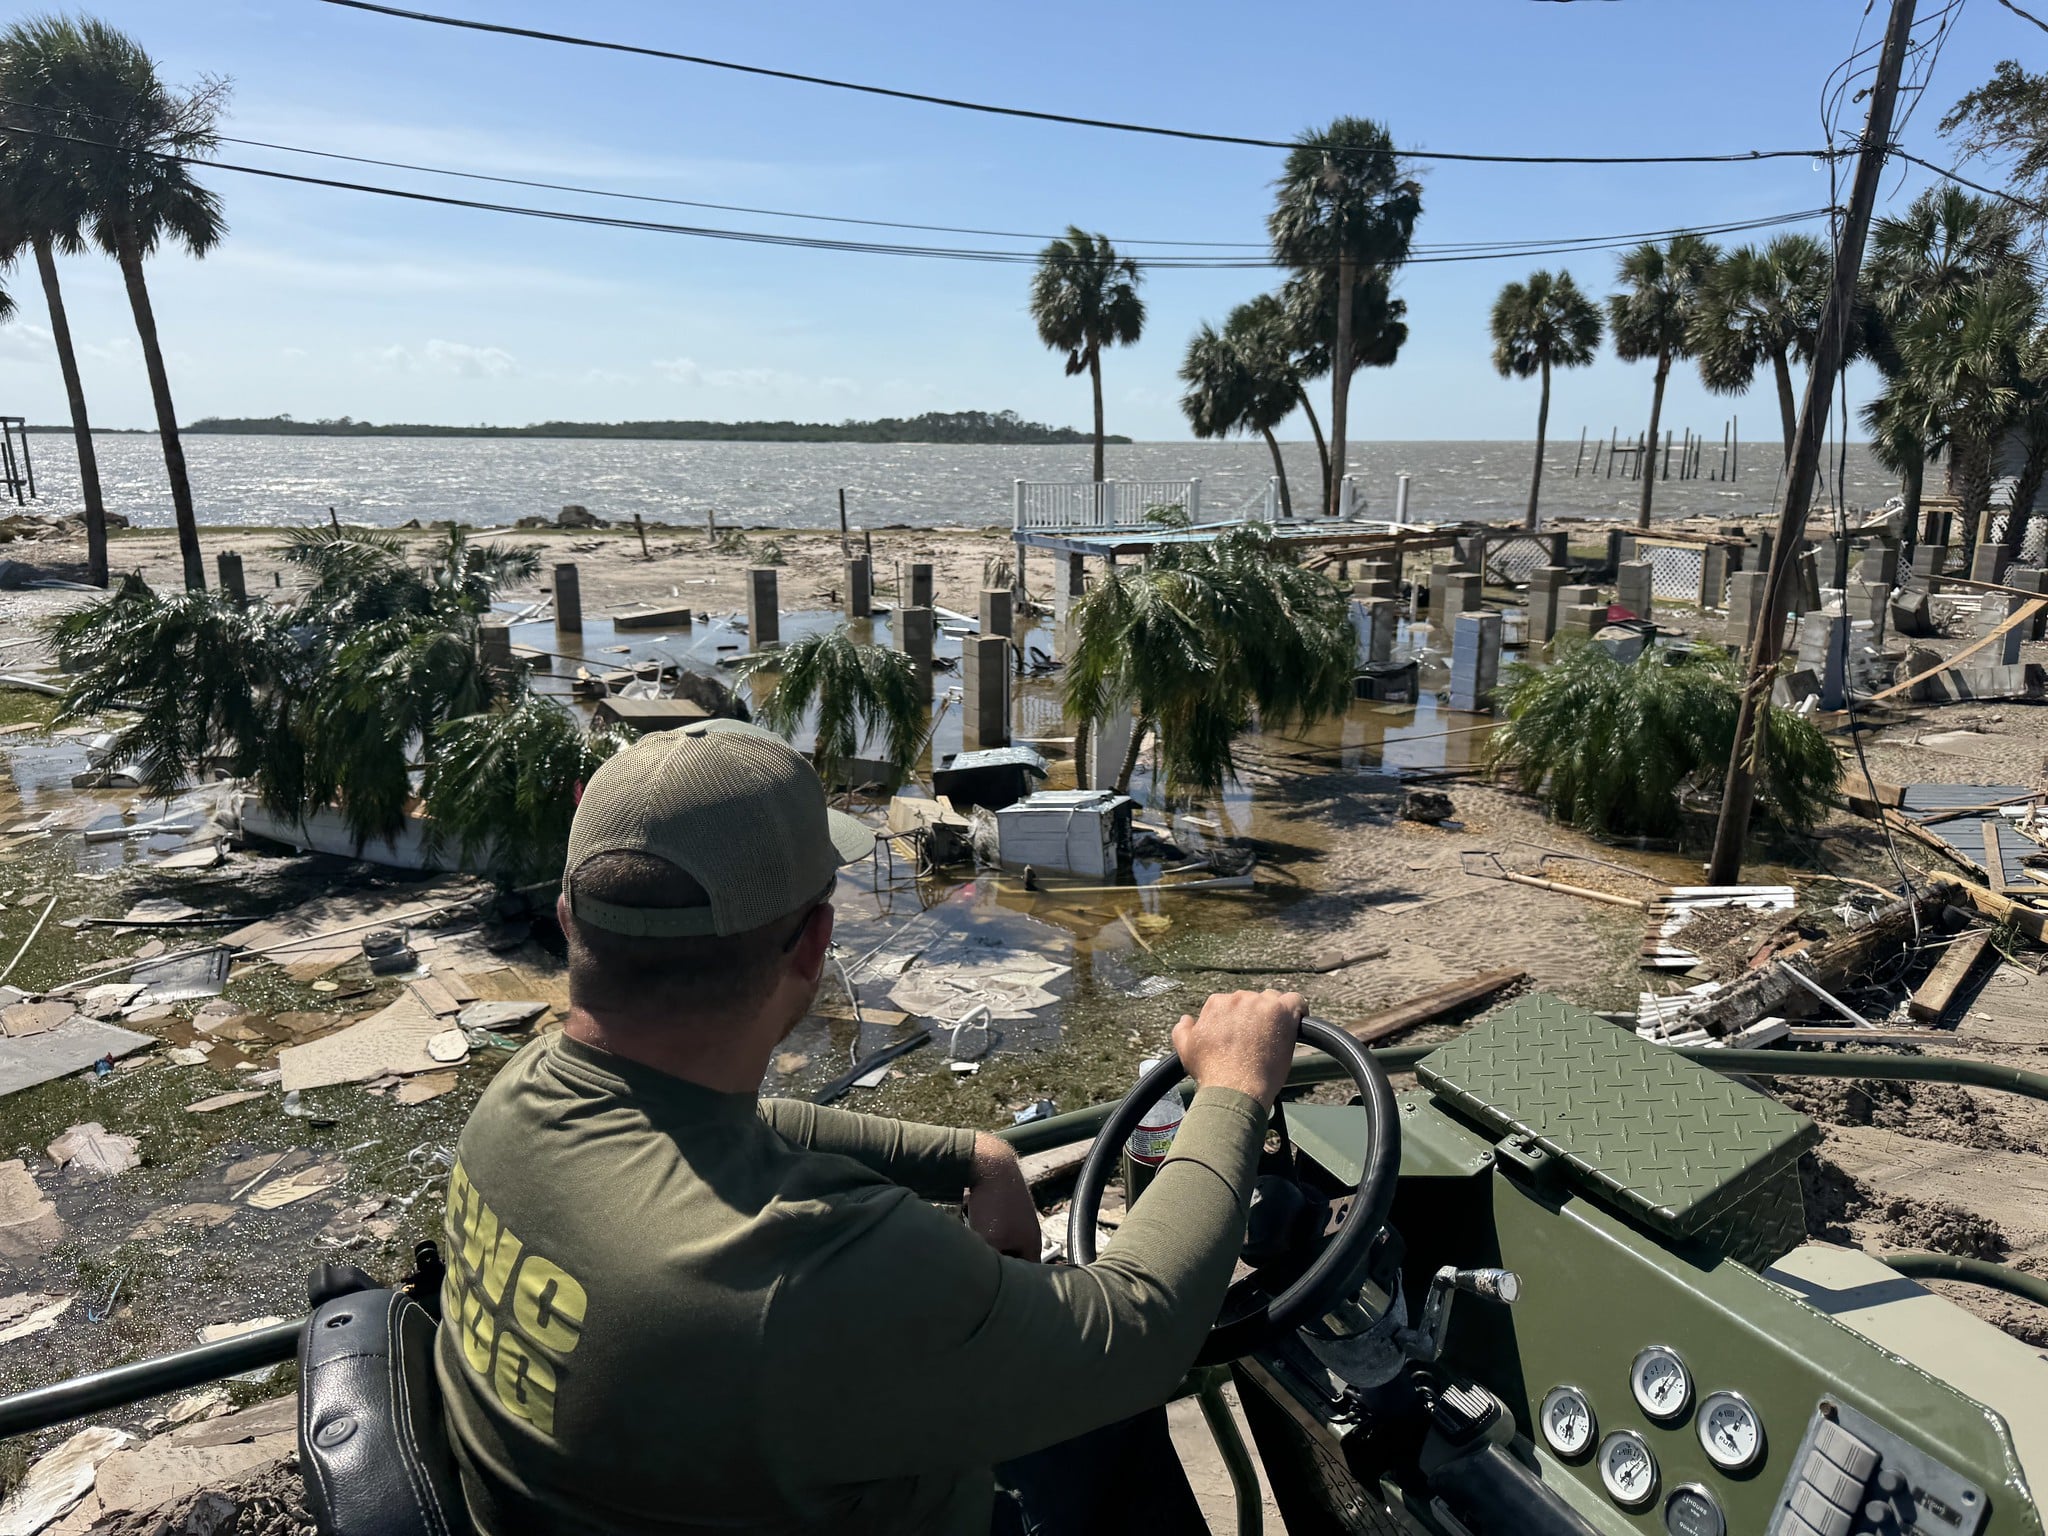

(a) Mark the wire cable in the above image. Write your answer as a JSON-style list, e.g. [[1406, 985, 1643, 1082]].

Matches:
[[314, 0, 1846, 167]]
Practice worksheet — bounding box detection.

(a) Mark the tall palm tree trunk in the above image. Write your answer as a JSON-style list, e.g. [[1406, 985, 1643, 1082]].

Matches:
[[1328, 251, 1355, 519], [1635, 354, 1671, 530], [1902, 458, 1925, 544], [33, 237, 110, 587], [1114, 714, 1150, 795], [1953, 436, 1993, 564], [1089, 350, 1105, 484], [1259, 427, 1293, 518], [115, 239, 204, 591], [1771, 348, 1798, 465], [2004, 445, 2043, 557], [1296, 387, 1330, 510], [1524, 356, 1551, 531], [1072, 718, 1091, 791]]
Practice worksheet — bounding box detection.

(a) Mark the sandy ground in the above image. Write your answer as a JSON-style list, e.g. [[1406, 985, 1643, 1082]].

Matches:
[[0, 520, 2045, 1522]]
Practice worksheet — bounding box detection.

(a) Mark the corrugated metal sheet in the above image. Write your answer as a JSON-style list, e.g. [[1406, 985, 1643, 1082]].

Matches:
[[1899, 784, 2043, 885]]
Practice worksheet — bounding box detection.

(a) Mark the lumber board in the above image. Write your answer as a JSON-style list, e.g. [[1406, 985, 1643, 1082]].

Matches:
[[1685, 893, 1937, 1036], [1879, 808, 1986, 879], [1982, 822, 2009, 893], [1864, 598, 2046, 703], [1783, 1027, 1958, 1045], [1327, 967, 1527, 1049], [1908, 929, 1993, 1023], [1919, 868, 2047, 945]]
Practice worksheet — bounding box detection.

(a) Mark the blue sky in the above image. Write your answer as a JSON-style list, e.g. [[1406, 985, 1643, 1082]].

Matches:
[[0, 0, 2032, 440]]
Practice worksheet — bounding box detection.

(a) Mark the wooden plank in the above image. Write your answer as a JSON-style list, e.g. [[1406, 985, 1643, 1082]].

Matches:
[[1917, 868, 2047, 945], [1319, 968, 1528, 1051], [1783, 1027, 1960, 1044], [1909, 930, 1993, 1023], [1879, 808, 1986, 879], [1981, 822, 2009, 893], [1864, 599, 2047, 703]]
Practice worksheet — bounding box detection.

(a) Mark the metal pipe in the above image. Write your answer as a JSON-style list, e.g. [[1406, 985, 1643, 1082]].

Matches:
[[1773, 961, 1872, 1029], [0, 1320, 298, 1439], [1880, 1252, 2048, 1308], [1194, 1367, 1265, 1536]]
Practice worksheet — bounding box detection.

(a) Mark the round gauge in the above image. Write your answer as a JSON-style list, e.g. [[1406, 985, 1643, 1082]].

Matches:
[[1695, 1391, 1764, 1472], [1598, 1430, 1660, 1509], [1539, 1385, 1597, 1459], [1630, 1344, 1694, 1422], [1663, 1483, 1727, 1536]]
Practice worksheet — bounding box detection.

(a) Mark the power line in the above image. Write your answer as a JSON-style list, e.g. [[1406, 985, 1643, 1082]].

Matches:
[[1889, 144, 2048, 215], [315, 0, 1845, 168], [0, 92, 1831, 258], [1, 115, 1835, 270], [1993, 0, 2048, 32]]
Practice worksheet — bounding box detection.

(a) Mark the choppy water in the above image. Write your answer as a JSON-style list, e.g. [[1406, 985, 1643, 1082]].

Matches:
[[21, 431, 1891, 530]]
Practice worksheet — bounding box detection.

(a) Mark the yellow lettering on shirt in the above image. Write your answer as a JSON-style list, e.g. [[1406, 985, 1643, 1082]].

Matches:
[[491, 1329, 559, 1437], [511, 1256, 587, 1352], [442, 1159, 588, 1442]]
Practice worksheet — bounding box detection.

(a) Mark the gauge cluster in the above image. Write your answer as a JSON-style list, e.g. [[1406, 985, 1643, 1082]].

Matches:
[[1538, 1344, 1764, 1534]]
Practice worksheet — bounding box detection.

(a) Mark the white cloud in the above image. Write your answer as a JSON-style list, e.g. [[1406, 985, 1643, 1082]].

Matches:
[[209, 243, 620, 298], [373, 339, 519, 378], [650, 356, 855, 394]]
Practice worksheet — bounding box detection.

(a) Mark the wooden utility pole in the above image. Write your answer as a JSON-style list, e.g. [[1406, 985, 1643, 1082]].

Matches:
[[1706, 0, 1916, 885]]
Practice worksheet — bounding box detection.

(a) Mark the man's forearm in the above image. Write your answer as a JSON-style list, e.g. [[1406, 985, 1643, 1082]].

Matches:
[[758, 1097, 978, 1199]]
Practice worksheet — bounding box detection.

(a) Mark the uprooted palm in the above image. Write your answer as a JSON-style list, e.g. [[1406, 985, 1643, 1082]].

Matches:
[[740, 627, 927, 792], [1489, 643, 1839, 839]]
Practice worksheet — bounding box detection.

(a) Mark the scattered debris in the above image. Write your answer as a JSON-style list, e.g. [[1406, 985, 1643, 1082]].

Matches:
[[1641, 886, 1798, 970], [1401, 788, 1456, 825], [2, 1000, 76, 1038], [0, 1426, 136, 1536], [131, 947, 231, 1006], [425, 1028, 469, 1064], [184, 1090, 268, 1114], [0, 1158, 63, 1260], [242, 1159, 344, 1210], [455, 1000, 546, 1033], [0, 1291, 72, 1345], [392, 1071, 459, 1105], [276, 993, 454, 1091], [47, 1121, 142, 1177], [1012, 1099, 1057, 1126]]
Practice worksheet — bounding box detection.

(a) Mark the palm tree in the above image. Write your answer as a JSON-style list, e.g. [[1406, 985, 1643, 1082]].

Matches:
[[1278, 267, 1409, 511], [1491, 643, 1839, 841], [1860, 188, 2025, 537], [1491, 270, 1603, 530], [1860, 376, 1943, 542], [1892, 271, 2040, 564], [49, 527, 540, 849], [1180, 295, 1305, 517], [1028, 228, 1144, 484], [1690, 234, 1829, 464], [423, 696, 634, 887], [1607, 236, 1720, 529], [1063, 524, 1354, 797], [1269, 118, 1422, 518], [0, 28, 112, 585], [2002, 322, 2048, 556], [741, 627, 925, 792], [12, 19, 227, 591]]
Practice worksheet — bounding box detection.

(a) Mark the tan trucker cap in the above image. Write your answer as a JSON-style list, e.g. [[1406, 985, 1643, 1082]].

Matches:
[[563, 719, 873, 937]]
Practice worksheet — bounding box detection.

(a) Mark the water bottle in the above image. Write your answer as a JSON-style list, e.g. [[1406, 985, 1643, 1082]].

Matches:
[[1122, 1058, 1184, 1202]]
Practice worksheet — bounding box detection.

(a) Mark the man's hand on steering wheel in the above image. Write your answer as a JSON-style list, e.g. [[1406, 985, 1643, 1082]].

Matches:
[[1172, 990, 1308, 1109]]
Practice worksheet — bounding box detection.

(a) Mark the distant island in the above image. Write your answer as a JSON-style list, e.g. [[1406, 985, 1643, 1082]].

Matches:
[[175, 410, 1127, 445]]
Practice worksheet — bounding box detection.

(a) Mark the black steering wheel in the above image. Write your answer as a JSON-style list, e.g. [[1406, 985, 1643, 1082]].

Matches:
[[1066, 1016, 1402, 1365]]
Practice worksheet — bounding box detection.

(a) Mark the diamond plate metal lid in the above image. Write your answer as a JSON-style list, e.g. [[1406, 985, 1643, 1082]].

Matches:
[[1417, 995, 1819, 1237]]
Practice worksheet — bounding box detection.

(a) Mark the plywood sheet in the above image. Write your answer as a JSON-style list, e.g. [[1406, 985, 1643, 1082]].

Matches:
[[277, 993, 446, 1092]]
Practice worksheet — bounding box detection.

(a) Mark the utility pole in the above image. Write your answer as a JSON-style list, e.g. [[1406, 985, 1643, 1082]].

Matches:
[[1705, 0, 1916, 885]]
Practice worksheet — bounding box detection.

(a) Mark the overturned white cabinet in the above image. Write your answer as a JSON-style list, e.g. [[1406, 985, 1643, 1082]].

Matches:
[[995, 791, 1135, 879]]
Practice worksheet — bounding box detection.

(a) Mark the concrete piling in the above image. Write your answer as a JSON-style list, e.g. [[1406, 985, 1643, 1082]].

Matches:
[[1616, 561, 1653, 621], [554, 563, 583, 633], [1448, 611, 1503, 712], [1972, 544, 2012, 587], [896, 605, 933, 693], [479, 622, 513, 673], [1527, 566, 1567, 646], [908, 562, 934, 610], [961, 634, 1009, 748], [216, 552, 247, 607], [1700, 545, 1729, 610], [746, 566, 779, 649], [1859, 543, 1900, 590], [1726, 570, 1767, 640], [2006, 566, 2047, 640], [844, 556, 872, 619]]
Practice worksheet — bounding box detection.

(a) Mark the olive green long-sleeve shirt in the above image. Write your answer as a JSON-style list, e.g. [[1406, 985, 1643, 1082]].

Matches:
[[435, 1031, 1265, 1536]]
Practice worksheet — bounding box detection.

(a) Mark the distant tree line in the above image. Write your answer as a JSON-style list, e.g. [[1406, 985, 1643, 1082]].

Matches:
[[182, 409, 1125, 445]]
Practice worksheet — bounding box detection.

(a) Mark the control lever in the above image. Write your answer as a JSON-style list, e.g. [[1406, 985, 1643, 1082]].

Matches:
[[1404, 1266, 1521, 1365]]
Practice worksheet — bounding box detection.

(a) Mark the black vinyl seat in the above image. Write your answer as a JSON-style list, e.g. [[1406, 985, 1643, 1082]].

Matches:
[[298, 1287, 476, 1536]]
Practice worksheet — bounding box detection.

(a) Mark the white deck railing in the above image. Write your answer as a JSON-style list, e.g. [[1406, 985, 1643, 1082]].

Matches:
[[1012, 478, 1201, 531]]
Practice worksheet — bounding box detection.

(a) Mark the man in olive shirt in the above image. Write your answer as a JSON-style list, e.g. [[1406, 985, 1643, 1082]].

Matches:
[[437, 719, 1301, 1535]]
